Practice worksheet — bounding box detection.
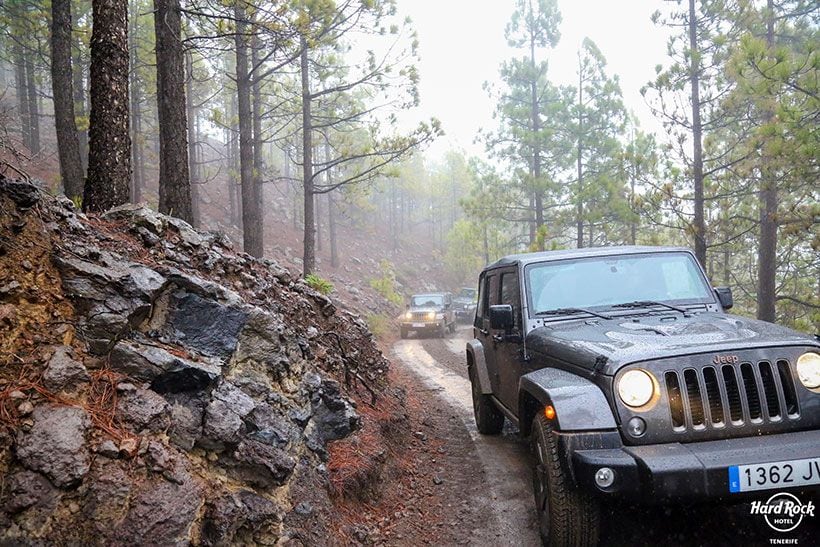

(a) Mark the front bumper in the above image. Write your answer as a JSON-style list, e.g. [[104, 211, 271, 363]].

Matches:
[[400, 321, 443, 332], [566, 428, 820, 501]]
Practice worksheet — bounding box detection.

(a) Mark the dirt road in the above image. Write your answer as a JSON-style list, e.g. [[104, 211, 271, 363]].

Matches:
[[390, 326, 819, 547], [392, 327, 541, 546]]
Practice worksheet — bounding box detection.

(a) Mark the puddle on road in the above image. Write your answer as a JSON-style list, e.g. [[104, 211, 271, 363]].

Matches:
[[393, 339, 541, 546]]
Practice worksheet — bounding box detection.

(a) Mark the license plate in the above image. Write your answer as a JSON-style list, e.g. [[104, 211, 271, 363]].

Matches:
[[412, 323, 426, 328], [729, 457, 820, 493]]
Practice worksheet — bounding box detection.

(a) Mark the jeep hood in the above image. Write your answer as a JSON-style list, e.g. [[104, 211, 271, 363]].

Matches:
[[526, 312, 816, 375]]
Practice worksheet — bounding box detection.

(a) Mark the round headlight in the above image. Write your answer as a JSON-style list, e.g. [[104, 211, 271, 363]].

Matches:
[[618, 369, 655, 408], [796, 352, 820, 389], [404, 312, 412, 319]]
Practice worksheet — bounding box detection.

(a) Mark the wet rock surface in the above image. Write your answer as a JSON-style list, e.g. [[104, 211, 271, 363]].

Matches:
[[42, 346, 90, 392], [0, 177, 390, 545], [14, 405, 91, 488]]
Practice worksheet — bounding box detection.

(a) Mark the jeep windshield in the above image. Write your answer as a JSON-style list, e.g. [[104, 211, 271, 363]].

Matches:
[[457, 288, 476, 301], [411, 294, 444, 307], [526, 252, 714, 315]]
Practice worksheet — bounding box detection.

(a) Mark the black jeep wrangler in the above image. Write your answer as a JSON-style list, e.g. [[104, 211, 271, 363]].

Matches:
[[453, 287, 478, 323], [400, 292, 456, 338], [466, 246, 820, 546]]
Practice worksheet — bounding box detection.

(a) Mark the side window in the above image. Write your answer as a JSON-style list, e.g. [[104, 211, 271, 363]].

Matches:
[[474, 277, 486, 328], [477, 274, 498, 329], [487, 275, 500, 306], [500, 271, 521, 331]]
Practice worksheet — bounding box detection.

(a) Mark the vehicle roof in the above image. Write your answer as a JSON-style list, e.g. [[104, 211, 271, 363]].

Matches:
[[484, 245, 693, 271], [411, 292, 448, 297]]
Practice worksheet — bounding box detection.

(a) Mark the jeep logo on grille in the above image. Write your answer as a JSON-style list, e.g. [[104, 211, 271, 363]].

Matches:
[[713, 354, 739, 365]]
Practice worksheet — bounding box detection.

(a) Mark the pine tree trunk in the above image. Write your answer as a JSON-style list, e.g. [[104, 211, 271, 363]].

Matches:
[[13, 44, 31, 151], [234, 3, 261, 257], [757, 0, 777, 322], [25, 56, 40, 155], [316, 192, 322, 253], [227, 88, 239, 228], [530, 32, 544, 241], [51, 0, 85, 200], [128, 0, 142, 202], [72, 45, 88, 172], [84, 0, 131, 213], [576, 66, 584, 248], [186, 51, 201, 227], [390, 179, 397, 251], [329, 192, 338, 267], [300, 35, 316, 276], [251, 36, 265, 251], [688, 0, 707, 267], [155, 0, 192, 221]]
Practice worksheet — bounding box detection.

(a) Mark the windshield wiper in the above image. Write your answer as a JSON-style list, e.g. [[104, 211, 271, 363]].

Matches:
[[535, 307, 612, 320], [611, 300, 688, 314]]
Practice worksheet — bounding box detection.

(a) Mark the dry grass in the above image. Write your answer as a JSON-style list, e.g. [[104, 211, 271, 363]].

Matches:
[[0, 364, 137, 446]]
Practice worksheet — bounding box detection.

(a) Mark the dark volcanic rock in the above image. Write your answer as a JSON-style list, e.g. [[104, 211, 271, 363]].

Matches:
[[306, 379, 361, 452], [82, 459, 133, 533], [103, 202, 166, 234], [167, 291, 247, 359], [42, 346, 90, 392], [201, 382, 256, 448], [1, 470, 57, 515], [202, 490, 283, 546], [117, 387, 172, 433], [232, 439, 296, 488], [53, 253, 166, 354], [247, 402, 297, 448], [15, 405, 91, 488], [112, 466, 202, 545], [109, 339, 220, 391], [1, 178, 391, 545], [166, 393, 207, 450], [0, 177, 40, 209]]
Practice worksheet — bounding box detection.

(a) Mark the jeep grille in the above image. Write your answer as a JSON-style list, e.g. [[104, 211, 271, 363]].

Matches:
[[410, 311, 432, 321], [664, 360, 800, 431]]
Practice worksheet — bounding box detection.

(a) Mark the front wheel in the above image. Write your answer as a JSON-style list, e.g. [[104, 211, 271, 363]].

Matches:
[[469, 368, 504, 434], [400, 327, 408, 339], [531, 414, 600, 546]]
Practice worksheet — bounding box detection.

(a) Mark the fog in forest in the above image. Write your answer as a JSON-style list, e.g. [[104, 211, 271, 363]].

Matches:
[[0, 0, 817, 332]]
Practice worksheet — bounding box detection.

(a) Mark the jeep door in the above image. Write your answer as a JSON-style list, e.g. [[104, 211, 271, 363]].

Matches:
[[494, 268, 526, 410], [475, 272, 502, 395]]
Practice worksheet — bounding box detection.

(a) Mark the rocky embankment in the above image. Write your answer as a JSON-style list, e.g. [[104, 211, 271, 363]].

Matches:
[[0, 175, 392, 544]]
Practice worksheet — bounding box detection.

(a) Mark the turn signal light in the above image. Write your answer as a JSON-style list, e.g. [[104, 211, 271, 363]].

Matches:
[[544, 405, 556, 420]]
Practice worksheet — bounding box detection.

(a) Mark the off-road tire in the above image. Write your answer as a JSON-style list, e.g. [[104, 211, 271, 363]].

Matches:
[[400, 327, 408, 339], [531, 414, 600, 546], [469, 368, 504, 434]]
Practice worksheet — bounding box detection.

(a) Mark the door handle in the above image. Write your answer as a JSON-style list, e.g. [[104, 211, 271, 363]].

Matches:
[[492, 334, 504, 343]]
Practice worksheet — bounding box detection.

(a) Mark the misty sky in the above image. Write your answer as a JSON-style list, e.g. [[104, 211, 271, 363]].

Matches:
[[395, 0, 674, 159]]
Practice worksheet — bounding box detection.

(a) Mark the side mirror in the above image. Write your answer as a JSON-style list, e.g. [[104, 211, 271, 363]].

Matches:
[[489, 304, 514, 330], [714, 286, 733, 310]]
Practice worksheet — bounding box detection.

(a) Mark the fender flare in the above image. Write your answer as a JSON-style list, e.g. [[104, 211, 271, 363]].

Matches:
[[466, 339, 492, 394], [518, 368, 616, 434]]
